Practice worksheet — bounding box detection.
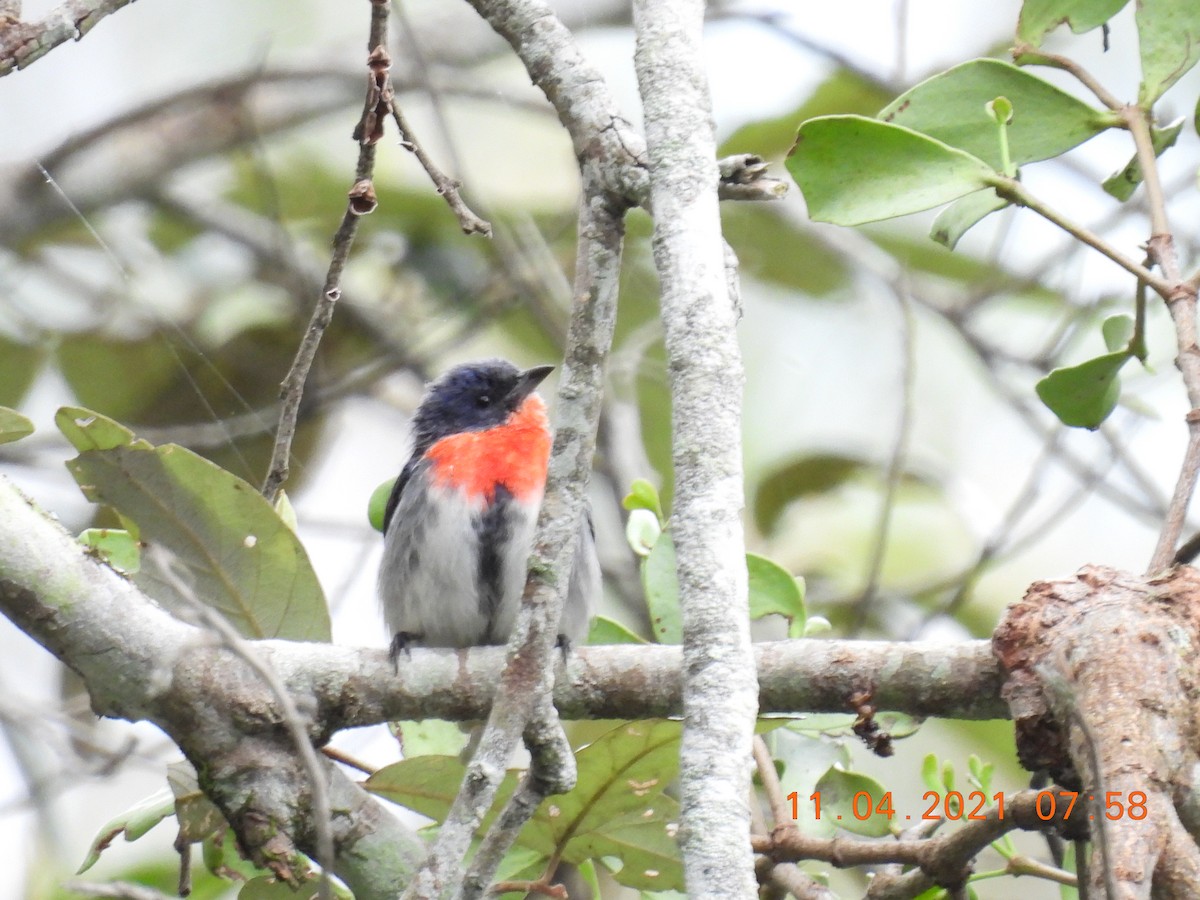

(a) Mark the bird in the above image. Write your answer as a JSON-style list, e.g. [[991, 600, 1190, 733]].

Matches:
[[378, 358, 598, 663]]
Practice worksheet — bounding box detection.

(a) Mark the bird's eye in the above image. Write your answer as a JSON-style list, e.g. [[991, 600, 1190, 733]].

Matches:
[[476, 394, 491, 407]]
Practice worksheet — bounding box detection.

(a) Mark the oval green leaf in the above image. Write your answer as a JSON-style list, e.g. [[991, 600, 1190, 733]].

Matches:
[[814, 768, 894, 837], [879, 59, 1117, 171], [788, 116, 997, 226], [0, 406, 34, 445], [642, 531, 682, 644], [1035, 351, 1132, 429], [1017, 0, 1130, 46], [747, 553, 806, 638], [1137, 0, 1200, 105], [80, 528, 141, 574], [60, 407, 330, 641], [931, 188, 1011, 249]]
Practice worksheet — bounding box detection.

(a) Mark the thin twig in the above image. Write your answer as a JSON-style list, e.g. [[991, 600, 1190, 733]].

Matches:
[[988, 175, 1174, 298], [1011, 43, 1124, 111], [261, 1, 391, 503], [0, 0, 137, 76], [389, 106, 492, 235]]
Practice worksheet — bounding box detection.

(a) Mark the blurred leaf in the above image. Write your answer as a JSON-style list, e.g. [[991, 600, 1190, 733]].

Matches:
[[79, 527, 140, 573], [930, 188, 1010, 249], [368, 477, 395, 533], [588, 615, 648, 645], [747, 553, 806, 637], [921, 753, 943, 793], [57, 407, 331, 641], [1103, 117, 1184, 200], [0, 336, 44, 408], [788, 116, 997, 226], [203, 828, 264, 882], [880, 59, 1117, 171], [239, 877, 326, 899], [1035, 351, 1131, 428], [394, 719, 468, 758], [1102, 314, 1135, 351], [56, 334, 183, 425], [167, 760, 229, 845], [642, 531, 681, 644], [1017, 0, 1129, 46], [77, 787, 176, 873], [0, 406, 34, 445], [867, 228, 1022, 285], [720, 68, 894, 159], [721, 205, 849, 296], [1137, 0, 1200, 105], [756, 454, 890, 535], [813, 768, 893, 837]]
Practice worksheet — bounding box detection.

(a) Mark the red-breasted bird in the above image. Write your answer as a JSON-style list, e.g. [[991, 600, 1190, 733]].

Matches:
[[378, 359, 598, 662]]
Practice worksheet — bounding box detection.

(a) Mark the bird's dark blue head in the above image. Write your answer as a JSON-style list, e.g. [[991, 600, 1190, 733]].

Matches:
[[409, 359, 553, 455]]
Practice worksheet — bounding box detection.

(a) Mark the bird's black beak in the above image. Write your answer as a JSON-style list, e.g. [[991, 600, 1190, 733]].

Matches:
[[510, 364, 554, 404]]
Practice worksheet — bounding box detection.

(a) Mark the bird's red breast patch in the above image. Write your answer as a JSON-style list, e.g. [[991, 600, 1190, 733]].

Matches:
[[424, 395, 551, 503]]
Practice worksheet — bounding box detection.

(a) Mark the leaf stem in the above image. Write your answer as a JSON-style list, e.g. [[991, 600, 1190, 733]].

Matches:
[[1011, 43, 1123, 112]]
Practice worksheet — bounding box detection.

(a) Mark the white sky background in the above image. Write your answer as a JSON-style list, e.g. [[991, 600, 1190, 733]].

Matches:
[[3, 1, 1199, 897]]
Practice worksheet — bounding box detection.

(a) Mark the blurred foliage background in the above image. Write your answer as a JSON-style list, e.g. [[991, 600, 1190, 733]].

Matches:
[[3, 0, 1200, 896]]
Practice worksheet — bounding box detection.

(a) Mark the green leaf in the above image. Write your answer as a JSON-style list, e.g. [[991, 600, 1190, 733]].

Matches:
[[167, 760, 229, 845], [879, 59, 1117, 171], [393, 719, 469, 758], [1017, 0, 1130, 46], [1102, 314, 1135, 352], [813, 768, 893, 837], [0, 406, 34, 445], [367, 722, 685, 892], [80, 528, 141, 574], [56, 406, 144, 452], [58, 407, 330, 641], [754, 454, 869, 534], [1103, 117, 1184, 200], [1137, 0, 1200, 105], [77, 787, 177, 873], [368, 477, 395, 533], [239, 877, 325, 899], [587, 615, 648, 645], [642, 531, 682, 644], [788, 116, 997, 226], [930, 189, 1011, 249], [1035, 351, 1132, 428], [623, 478, 665, 522], [922, 753, 943, 793], [367, 755, 512, 821], [0, 336, 44, 409], [747, 554, 806, 638], [525, 720, 684, 891]]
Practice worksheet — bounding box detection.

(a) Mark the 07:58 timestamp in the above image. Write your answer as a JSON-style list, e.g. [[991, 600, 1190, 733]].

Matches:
[[789, 789, 1149, 822]]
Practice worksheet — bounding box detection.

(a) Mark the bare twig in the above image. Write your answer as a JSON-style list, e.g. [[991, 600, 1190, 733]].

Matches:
[[388, 104, 492, 235], [988, 175, 1174, 298], [1011, 43, 1124, 111], [0, 0, 136, 76], [261, 2, 390, 503]]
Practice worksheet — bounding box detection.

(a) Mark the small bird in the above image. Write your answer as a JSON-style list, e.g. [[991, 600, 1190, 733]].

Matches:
[[378, 359, 598, 662]]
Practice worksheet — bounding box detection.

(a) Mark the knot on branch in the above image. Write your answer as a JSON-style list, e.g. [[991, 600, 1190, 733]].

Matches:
[[993, 565, 1200, 892]]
